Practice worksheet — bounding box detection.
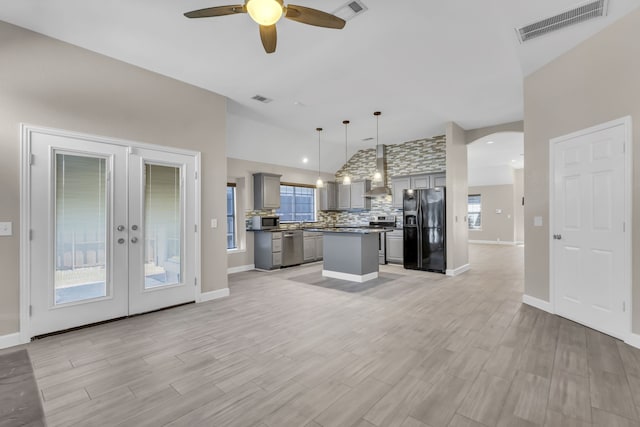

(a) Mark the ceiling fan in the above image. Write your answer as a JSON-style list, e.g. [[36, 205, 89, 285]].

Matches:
[[184, 0, 346, 54]]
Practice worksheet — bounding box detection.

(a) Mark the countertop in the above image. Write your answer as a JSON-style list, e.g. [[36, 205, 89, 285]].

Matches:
[[303, 227, 394, 234]]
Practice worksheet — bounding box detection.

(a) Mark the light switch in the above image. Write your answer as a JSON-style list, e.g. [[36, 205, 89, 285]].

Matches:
[[0, 222, 12, 236], [210, 218, 218, 229], [534, 216, 543, 227]]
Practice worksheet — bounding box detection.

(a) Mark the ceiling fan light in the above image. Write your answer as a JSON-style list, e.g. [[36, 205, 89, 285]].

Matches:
[[316, 177, 324, 188], [246, 0, 284, 26], [342, 175, 351, 185]]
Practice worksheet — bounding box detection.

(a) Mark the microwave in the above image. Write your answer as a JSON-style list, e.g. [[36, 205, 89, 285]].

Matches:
[[252, 215, 280, 230]]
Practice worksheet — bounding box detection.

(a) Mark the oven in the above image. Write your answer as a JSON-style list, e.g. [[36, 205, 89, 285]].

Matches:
[[368, 215, 396, 265]]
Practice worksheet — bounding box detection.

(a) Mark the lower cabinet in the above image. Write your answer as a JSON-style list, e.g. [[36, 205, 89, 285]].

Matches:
[[386, 230, 404, 264], [303, 232, 323, 262], [254, 231, 282, 270]]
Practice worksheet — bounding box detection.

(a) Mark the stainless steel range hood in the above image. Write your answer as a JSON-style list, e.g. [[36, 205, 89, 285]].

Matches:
[[364, 145, 391, 198]]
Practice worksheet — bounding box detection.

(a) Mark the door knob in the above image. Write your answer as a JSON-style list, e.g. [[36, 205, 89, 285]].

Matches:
[[131, 225, 138, 231], [117, 225, 125, 232], [131, 237, 138, 243], [117, 238, 125, 244]]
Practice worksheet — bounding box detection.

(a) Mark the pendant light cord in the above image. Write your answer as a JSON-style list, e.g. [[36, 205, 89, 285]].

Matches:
[[317, 127, 322, 178]]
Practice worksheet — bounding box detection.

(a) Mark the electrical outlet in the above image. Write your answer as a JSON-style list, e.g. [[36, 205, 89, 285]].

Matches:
[[211, 218, 218, 229], [0, 222, 12, 236]]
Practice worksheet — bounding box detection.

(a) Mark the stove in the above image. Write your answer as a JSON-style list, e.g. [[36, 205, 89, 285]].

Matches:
[[368, 215, 397, 264]]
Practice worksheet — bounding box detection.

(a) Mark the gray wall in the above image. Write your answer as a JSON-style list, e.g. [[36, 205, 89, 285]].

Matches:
[[445, 122, 469, 271], [468, 184, 515, 243], [0, 21, 228, 336], [523, 8, 640, 332]]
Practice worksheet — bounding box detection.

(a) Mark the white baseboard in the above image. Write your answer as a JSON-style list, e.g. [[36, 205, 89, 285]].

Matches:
[[0, 332, 25, 350], [469, 240, 516, 246], [522, 294, 554, 314], [446, 263, 470, 277], [198, 288, 230, 303], [625, 333, 640, 350], [322, 270, 378, 283], [227, 264, 255, 274]]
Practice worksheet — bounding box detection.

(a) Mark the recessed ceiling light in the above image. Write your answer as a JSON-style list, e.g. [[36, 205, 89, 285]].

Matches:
[[302, 157, 309, 163], [486, 141, 494, 144], [511, 159, 516, 162], [293, 101, 306, 107]]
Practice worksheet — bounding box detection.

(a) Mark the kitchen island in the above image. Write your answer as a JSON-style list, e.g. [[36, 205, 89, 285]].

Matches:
[[304, 228, 391, 282]]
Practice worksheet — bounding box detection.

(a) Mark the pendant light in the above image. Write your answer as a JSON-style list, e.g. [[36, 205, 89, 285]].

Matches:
[[316, 127, 324, 188], [342, 120, 351, 185], [373, 111, 382, 182]]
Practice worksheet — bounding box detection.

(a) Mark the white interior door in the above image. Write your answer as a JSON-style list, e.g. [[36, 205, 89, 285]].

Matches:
[[552, 120, 629, 339], [28, 129, 198, 337]]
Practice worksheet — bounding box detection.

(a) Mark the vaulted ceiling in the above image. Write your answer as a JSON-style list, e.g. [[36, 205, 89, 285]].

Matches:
[[1, 0, 639, 173]]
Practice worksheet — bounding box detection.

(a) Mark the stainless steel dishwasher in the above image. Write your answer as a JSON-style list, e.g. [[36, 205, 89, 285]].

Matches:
[[281, 230, 303, 267]]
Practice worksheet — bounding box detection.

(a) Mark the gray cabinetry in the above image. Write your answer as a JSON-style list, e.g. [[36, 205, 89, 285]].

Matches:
[[386, 229, 404, 264], [410, 174, 430, 189], [319, 181, 337, 211], [350, 180, 371, 210], [391, 172, 446, 208], [337, 183, 351, 210], [391, 177, 411, 208], [303, 231, 323, 262], [254, 231, 282, 270], [253, 173, 281, 210], [431, 173, 446, 188]]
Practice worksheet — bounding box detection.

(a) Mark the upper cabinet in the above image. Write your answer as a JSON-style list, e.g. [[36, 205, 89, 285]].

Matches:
[[391, 172, 446, 208], [337, 182, 351, 210], [391, 177, 411, 209], [253, 172, 281, 210], [350, 180, 371, 210], [410, 175, 430, 189], [336, 179, 371, 211], [318, 181, 337, 211]]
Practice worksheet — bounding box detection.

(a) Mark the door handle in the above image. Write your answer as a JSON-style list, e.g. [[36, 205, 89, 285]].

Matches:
[[131, 237, 138, 243], [117, 238, 125, 244], [117, 225, 125, 232], [557, 234, 562, 240], [553, 234, 563, 240], [131, 225, 138, 231]]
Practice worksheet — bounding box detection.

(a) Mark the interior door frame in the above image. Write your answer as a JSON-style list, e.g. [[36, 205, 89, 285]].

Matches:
[[548, 116, 632, 340], [20, 124, 201, 342]]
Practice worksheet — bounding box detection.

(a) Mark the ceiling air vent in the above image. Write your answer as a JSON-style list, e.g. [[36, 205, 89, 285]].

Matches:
[[251, 94, 272, 103], [332, 0, 368, 21], [516, 0, 609, 43]]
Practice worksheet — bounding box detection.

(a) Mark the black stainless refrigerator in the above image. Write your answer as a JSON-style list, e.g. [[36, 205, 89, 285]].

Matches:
[[403, 188, 446, 273]]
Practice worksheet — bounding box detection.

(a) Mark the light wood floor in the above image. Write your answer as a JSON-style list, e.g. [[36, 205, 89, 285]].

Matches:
[[19, 244, 640, 426]]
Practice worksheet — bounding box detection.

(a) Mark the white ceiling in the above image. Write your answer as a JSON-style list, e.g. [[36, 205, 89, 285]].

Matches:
[[1, 0, 639, 173]]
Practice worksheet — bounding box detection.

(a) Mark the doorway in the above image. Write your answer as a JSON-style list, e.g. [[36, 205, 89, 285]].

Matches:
[[550, 117, 631, 340], [23, 126, 200, 337]]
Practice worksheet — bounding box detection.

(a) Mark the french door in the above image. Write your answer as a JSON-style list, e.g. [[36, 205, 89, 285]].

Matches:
[[27, 129, 198, 337]]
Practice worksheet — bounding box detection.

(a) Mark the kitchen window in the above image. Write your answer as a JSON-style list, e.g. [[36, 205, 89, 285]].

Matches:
[[226, 184, 237, 249], [277, 184, 316, 222], [468, 194, 482, 230]]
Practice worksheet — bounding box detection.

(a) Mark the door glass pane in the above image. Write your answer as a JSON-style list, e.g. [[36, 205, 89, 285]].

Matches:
[[144, 164, 182, 288], [55, 153, 108, 304]]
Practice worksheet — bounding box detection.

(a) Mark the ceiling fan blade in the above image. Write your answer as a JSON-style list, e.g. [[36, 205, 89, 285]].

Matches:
[[259, 25, 277, 54], [184, 5, 245, 18], [285, 4, 345, 29]]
